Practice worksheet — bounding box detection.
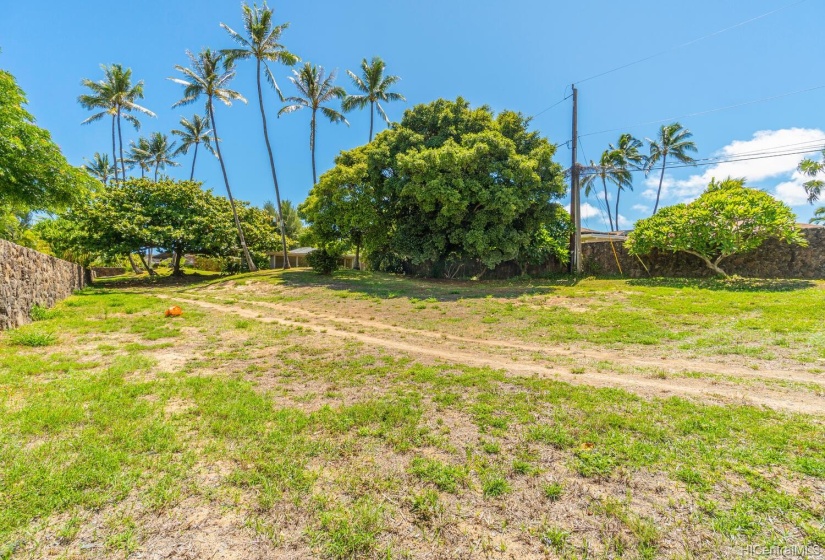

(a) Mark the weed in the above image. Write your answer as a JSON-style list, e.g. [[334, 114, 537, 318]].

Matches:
[[543, 482, 564, 501], [410, 458, 466, 493], [8, 330, 56, 347]]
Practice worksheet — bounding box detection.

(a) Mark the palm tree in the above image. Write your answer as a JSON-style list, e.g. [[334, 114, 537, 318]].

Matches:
[[609, 133, 645, 227], [646, 123, 697, 214], [83, 152, 116, 186], [171, 115, 215, 180], [798, 149, 825, 204], [279, 63, 348, 185], [169, 49, 257, 272], [125, 136, 152, 178], [264, 199, 303, 240], [79, 64, 155, 183], [342, 57, 405, 142], [143, 132, 179, 181], [580, 150, 628, 231], [222, 2, 298, 269]]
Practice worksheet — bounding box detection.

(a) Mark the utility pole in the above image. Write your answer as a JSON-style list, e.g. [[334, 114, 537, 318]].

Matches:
[[569, 84, 582, 274]]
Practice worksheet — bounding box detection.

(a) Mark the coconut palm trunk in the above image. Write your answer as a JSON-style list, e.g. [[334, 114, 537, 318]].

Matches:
[[208, 100, 258, 272], [653, 157, 668, 215], [255, 59, 290, 269], [111, 116, 119, 184], [189, 143, 198, 181], [615, 188, 621, 229], [310, 110, 317, 184], [601, 176, 614, 231], [369, 100, 374, 141], [116, 108, 127, 181]]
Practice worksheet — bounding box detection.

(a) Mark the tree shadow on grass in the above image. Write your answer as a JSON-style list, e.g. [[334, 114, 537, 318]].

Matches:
[[91, 270, 220, 290], [269, 268, 574, 301], [626, 276, 817, 292]]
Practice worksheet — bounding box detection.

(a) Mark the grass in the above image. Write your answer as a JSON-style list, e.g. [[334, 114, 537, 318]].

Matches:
[[0, 269, 823, 558], [227, 269, 825, 364]]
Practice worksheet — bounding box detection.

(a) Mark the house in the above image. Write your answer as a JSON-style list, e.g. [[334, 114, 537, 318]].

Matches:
[[268, 247, 360, 269]]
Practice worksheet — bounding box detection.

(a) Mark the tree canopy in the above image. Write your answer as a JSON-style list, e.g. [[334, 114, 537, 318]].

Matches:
[[626, 177, 806, 276], [38, 178, 278, 274], [300, 98, 570, 275], [0, 69, 93, 212]]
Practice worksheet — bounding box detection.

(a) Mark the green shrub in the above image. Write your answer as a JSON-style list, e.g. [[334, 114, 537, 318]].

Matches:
[[307, 248, 339, 275], [9, 330, 57, 347], [29, 304, 55, 321]]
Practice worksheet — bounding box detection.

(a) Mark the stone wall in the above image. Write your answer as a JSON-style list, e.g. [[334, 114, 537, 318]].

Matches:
[[0, 239, 87, 330], [400, 225, 825, 280], [581, 225, 825, 279]]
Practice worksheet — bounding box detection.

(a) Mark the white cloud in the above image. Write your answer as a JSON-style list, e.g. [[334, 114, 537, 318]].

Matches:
[[774, 174, 812, 206], [580, 202, 601, 219], [632, 204, 650, 212], [617, 214, 632, 228], [642, 128, 825, 206]]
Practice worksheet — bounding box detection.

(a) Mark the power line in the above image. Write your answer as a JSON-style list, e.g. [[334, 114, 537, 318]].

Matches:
[[574, 0, 808, 85], [577, 83, 825, 139], [581, 146, 825, 177], [532, 94, 572, 119]]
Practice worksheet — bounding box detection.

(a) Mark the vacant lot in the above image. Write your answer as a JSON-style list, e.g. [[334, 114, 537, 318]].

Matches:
[[2, 270, 824, 559]]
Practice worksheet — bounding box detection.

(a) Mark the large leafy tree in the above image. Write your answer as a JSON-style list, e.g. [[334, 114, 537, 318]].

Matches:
[[78, 63, 155, 183], [170, 48, 257, 272], [299, 146, 373, 269], [301, 98, 569, 275], [646, 122, 697, 214], [342, 57, 405, 142], [83, 152, 116, 186], [40, 178, 278, 275], [0, 69, 92, 212], [172, 114, 215, 180], [279, 63, 348, 185], [222, 1, 298, 269], [626, 178, 806, 276]]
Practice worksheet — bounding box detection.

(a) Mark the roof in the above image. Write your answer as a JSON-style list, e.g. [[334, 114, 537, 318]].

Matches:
[[288, 247, 316, 255]]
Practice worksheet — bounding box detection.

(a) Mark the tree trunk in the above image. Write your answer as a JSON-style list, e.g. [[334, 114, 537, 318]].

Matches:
[[256, 60, 290, 270], [369, 100, 374, 142], [154, 163, 159, 182], [208, 100, 257, 272], [601, 176, 614, 231], [137, 251, 157, 276], [653, 156, 668, 215], [147, 247, 153, 272], [686, 250, 727, 277], [615, 187, 621, 231], [127, 253, 140, 274], [310, 110, 317, 186], [111, 115, 119, 184], [354, 243, 361, 270], [172, 248, 184, 276], [117, 107, 126, 181], [189, 142, 198, 181]]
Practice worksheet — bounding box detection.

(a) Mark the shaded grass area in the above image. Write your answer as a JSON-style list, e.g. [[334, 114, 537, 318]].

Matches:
[[1, 278, 824, 558]]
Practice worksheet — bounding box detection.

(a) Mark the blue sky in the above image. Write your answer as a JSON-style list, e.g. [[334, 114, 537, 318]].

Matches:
[[2, 0, 824, 229]]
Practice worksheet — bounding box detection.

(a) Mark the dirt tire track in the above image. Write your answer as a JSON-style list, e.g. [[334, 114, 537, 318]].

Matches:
[[249, 296, 824, 384], [161, 294, 825, 415]]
